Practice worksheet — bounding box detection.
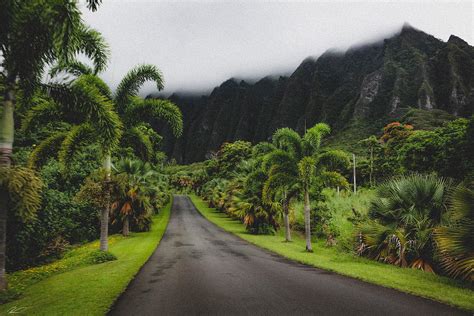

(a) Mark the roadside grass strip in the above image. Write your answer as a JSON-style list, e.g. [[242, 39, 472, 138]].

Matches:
[[0, 200, 172, 316], [189, 194, 474, 311]]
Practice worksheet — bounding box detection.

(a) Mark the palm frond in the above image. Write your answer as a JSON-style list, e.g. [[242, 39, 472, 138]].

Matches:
[[122, 127, 154, 161], [73, 26, 109, 74], [71, 76, 123, 153], [21, 97, 61, 132], [126, 98, 183, 137], [0, 166, 43, 221], [80, 74, 112, 99], [58, 124, 94, 171], [49, 60, 94, 78], [315, 149, 350, 171], [272, 127, 302, 157], [434, 183, 474, 281], [302, 123, 331, 154], [115, 64, 164, 110], [28, 132, 67, 169], [263, 149, 295, 171], [320, 171, 349, 189], [298, 156, 316, 187]]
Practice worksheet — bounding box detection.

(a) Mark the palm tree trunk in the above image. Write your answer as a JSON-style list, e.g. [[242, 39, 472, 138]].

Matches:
[[304, 189, 313, 252], [122, 216, 130, 237], [282, 196, 291, 242], [100, 154, 111, 251], [369, 147, 374, 187], [0, 88, 15, 290]]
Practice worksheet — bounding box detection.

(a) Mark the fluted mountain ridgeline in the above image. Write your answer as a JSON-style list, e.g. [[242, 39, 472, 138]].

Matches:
[[156, 25, 474, 163]]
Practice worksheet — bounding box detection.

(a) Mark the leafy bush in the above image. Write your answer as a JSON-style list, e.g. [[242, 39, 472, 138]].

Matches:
[[87, 250, 117, 264], [7, 157, 100, 271]]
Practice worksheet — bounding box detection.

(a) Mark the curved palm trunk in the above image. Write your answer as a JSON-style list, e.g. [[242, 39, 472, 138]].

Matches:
[[100, 154, 111, 251], [282, 197, 291, 242], [122, 216, 130, 237], [0, 88, 15, 290], [304, 190, 313, 252]]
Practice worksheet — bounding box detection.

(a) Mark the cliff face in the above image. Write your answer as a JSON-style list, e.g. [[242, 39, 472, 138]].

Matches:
[[160, 26, 474, 163]]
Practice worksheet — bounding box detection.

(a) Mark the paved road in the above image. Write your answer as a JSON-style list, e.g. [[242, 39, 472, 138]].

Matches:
[[109, 195, 466, 316]]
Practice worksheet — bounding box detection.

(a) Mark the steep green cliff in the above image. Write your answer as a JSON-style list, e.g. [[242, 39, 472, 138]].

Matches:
[[159, 25, 474, 163]]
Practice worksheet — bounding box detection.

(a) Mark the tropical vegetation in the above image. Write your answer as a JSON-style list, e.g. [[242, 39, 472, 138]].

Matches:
[[0, 0, 473, 313]]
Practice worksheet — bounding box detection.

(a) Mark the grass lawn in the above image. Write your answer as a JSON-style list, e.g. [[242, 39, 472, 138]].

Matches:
[[0, 200, 171, 316], [189, 194, 474, 312]]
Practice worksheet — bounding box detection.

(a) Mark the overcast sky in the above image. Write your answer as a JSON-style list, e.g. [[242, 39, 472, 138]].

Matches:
[[81, 0, 473, 95]]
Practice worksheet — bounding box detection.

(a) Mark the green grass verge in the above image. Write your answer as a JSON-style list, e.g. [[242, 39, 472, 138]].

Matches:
[[0, 200, 172, 316], [189, 194, 474, 311]]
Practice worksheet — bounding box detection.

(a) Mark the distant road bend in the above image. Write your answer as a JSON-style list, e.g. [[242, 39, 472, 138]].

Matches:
[[109, 195, 466, 316]]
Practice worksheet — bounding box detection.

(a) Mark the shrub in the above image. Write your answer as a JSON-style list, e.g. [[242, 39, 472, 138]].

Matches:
[[87, 250, 117, 264]]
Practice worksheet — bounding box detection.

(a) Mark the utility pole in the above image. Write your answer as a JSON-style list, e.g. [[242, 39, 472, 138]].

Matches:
[[352, 153, 357, 194]]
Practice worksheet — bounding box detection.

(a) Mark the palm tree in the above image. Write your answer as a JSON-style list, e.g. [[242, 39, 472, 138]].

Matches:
[[23, 75, 122, 252], [264, 124, 349, 251], [41, 62, 182, 250], [112, 159, 157, 236], [51, 62, 183, 163], [434, 183, 474, 281], [0, 0, 108, 289], [358, 174, 452, 272]]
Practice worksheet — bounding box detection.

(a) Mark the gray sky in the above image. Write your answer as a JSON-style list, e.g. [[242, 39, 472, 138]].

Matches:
[[81, 0, 473, 95]]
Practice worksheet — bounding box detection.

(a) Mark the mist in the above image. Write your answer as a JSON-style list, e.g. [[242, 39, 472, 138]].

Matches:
[[80, 0, 473, 96]]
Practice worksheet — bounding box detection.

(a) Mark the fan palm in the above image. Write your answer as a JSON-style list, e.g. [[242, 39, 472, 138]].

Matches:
[[0, 0, 108, 289], [112, 159, 157, 236], [434, 183, 474, 281], [264, 124, 349, 251], [359, 174, 452, 272]]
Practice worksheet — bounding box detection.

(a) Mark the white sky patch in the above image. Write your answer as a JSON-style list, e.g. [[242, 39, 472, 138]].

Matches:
[[80, 0, 473, 95]]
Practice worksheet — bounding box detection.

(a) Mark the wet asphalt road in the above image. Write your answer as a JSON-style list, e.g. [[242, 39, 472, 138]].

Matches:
[[109, 195, 467, 316]]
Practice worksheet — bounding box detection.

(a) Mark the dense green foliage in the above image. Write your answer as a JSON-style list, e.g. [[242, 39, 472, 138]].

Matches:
[[1, 1, 182, 276], [1, 1, 473, 311], [171, 116, 474, 282], [0, 203, 171, 314], [435, 183, 474, 281]]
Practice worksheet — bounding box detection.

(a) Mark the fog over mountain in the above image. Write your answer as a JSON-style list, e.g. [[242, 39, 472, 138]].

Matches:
[[81, 1, 473, 95]]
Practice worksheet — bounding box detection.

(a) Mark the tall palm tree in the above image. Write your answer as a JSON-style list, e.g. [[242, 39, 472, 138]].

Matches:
[[0, 0, 108, 289], [51, 62, 183, 163], [264, 124, 349, 251], [23, 76, 122, 252], [46, 62, 182, 250], [434, 183, 474, 281]]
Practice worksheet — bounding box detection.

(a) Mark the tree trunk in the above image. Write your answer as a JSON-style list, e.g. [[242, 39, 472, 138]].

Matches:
[[100, 155, 111, 251], [0, 192, 8, 291], [369, 147, 374, 187], [352, 153, 357, 194], [122, 216, 130, 237], [0, 88, 15, 290], [304, 189, 312, 252], [282, 198, 291, 242]]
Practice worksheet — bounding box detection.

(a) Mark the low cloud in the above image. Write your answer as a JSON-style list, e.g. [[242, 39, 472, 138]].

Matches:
[[81, 1, 473, 96]]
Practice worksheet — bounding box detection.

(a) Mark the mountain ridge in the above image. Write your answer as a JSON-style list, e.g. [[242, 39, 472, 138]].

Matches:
[[156, 25, 474, 163]]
